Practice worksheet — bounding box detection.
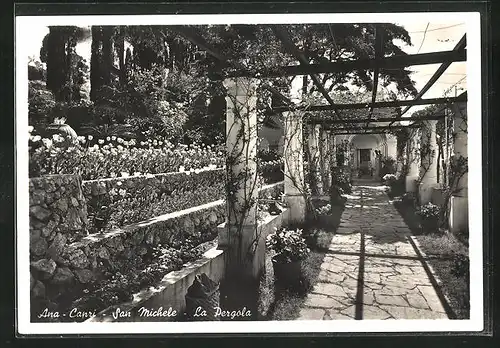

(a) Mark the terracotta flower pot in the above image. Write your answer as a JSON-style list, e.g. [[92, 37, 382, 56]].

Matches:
[[272, 256, 303, 286]]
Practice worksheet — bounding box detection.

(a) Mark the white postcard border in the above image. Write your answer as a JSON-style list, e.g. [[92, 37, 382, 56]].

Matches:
[[16, 12, 483, 334]]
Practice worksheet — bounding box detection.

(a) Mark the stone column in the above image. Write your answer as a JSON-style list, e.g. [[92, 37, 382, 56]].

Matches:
[[449, 103, 468, 233], [219, 77, 260, 279], [283, 110, 306, 224], [405, 129, 421, 193], [419, 120, 439, 205], [320, 127, 331, 193], [308, 124, 323, 195]]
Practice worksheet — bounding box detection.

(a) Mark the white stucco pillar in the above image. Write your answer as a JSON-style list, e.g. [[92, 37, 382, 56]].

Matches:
[[419, 120, 439, 205], [320, 127, 331, 193], [329, 133, 336, 169], [308, 124, 323, 195], [406, 129, 421, 193], [449, 103, 468, 233], [283, 110, 306, 224], [386, 134, 398, 160], [219, 77, 260, 279]]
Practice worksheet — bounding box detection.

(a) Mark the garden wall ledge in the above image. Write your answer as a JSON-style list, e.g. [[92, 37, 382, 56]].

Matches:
[[86, 206, 289, 323], [86, 246, 225, 322], [81, 166, 224, 184]]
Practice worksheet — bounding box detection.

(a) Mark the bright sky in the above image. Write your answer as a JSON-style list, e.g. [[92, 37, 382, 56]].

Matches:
[[27, 22, 467, 116]]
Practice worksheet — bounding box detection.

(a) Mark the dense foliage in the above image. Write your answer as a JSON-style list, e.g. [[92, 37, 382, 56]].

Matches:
[[31, 23, 418, 145]]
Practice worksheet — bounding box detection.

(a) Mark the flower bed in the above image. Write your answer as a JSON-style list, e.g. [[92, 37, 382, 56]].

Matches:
[[29, 134, 225, 180], [82, 168, 225, 232]]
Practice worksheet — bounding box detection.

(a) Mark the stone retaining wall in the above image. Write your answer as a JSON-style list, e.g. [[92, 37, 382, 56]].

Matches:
[[29, 173, 284, 320], [29, 174, 88, 258]]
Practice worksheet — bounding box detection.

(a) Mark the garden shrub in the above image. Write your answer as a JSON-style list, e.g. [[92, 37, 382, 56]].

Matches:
[[416, 202, 441, 234], [451, 253, 469, 279], [332, 167, 352, 194]]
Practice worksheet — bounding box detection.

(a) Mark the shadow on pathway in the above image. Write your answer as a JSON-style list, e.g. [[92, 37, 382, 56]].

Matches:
[[296, 181, 453, 320]]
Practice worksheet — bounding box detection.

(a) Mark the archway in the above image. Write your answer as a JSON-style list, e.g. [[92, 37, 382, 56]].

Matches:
[[348, 134, 386, 176]]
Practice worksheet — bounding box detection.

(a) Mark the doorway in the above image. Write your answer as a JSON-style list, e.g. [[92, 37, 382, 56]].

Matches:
[[358, 148, 372, 177]]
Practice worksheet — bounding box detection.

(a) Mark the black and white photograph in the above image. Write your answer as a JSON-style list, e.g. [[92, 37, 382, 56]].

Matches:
[[16, 12, 484, 334]]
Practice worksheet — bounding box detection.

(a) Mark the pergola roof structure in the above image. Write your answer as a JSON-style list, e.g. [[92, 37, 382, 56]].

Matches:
[[170, 24, 467, 134]]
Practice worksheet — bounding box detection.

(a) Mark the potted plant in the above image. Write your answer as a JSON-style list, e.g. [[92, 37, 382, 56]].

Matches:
[[416, 202, 441, 234], [266, 228, 310, 286]]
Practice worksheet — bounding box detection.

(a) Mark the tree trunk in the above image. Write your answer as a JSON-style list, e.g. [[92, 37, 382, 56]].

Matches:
[[101, 26, 114, 87], [90, 26, 102, 102], [46, 27, 67, 101], [117, 32, 126, 85]]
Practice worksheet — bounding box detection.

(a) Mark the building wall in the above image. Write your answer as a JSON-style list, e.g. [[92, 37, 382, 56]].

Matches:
[[334, 134, 394, 170]]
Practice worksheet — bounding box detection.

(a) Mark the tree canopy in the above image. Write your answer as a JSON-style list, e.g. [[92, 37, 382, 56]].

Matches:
[[31, 23, 418, 145]]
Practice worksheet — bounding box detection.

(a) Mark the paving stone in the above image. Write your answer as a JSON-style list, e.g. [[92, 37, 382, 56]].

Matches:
[[297, 308, 326, 320], [339, 305, 356, 318], [406, 293, 430, 310], [304, 294, 345, 309], [341, 276, 359, 290], [417, 286, 446, 313], [326, 309, 354, 320], [362, 305, 392, 320], [311, 282, 349, 298], [380, 305, 448, 319], [317, 270, 345, 283], [374, 294, 409, 307], [362, 290, 375, 305]]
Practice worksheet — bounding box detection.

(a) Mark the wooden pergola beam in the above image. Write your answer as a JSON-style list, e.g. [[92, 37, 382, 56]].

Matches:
[[222, 49, 466, 78], [328, 130, 414, 135], [271, 25, 342, 119], [366, 26, 383, 124], [310, 114, 445, 125], [272, 94, 466, 113], [324, 124, 420, 132], [398, 34, 467, 119]]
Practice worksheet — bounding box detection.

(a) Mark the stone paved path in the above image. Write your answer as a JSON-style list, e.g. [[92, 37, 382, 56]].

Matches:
[[297, 181, 449, 320]]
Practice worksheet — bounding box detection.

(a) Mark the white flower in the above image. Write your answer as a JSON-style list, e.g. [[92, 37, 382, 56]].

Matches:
[[88, 135, 93, 140], [117, 138, 124, 144], [106, 136, 111, 141], [28, 126, 34, 133], [111, 136, 117, 141], [32, 135, 41, 142], [42, 138, 53, 148], [52, 134, 64, 143], [98, 139, 104, 144], [179, 165, 185, 172]]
